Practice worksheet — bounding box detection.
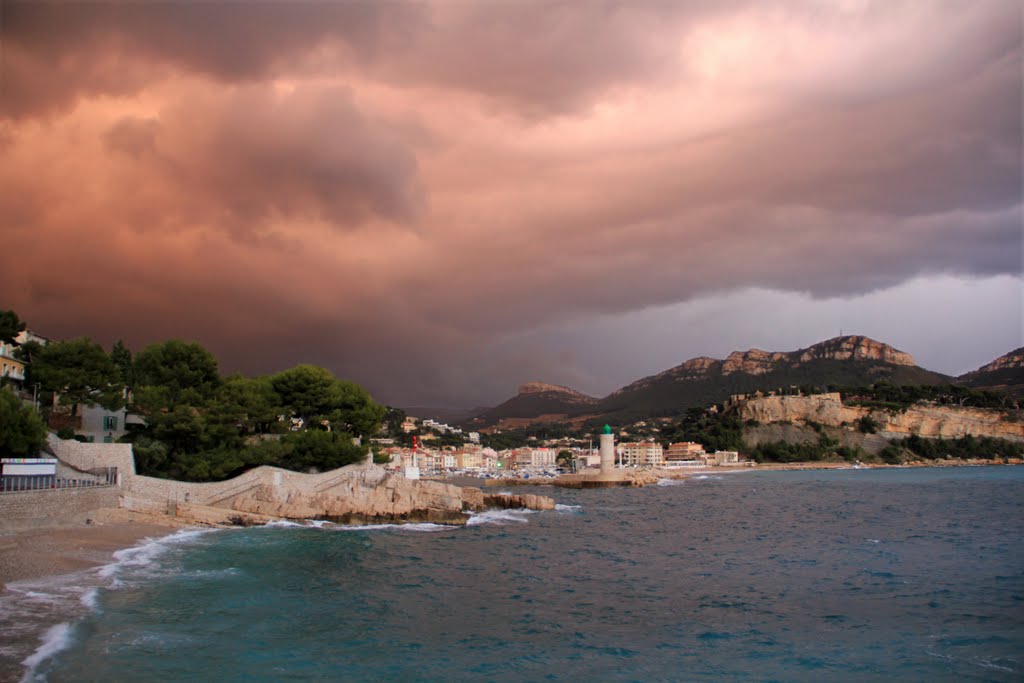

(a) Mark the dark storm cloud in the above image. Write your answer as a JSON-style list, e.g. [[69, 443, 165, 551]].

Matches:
[[1, 0, 745, 119], [0, 1, 423, 117], [2, 0, 1021, 406], [154, 85, 425, 235]]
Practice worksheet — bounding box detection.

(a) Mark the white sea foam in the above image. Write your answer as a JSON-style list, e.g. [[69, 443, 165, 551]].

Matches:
[[98, 527, 215, 583], [338, 522, 448, 532], [20, 623, 72, 682], [974, 658, 1015, 673], [692, 475, 723, 481], [555, 504, 583, 512], [79, 588, 99, 610], [263, 520, 305, 528], [467, 509, 535, 526], [185, 568, 242, 580], [20, 591, 59, 602], [3, 528, 212, 681], [657, 478, 685, 486]]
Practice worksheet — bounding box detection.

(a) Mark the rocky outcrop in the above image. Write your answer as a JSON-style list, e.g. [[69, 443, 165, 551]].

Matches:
[[482, 493, 556, 510], [518, 382, 592, 398], [721, 349, 789, 375], [223, 466, 555, 525], [719, 337, 914, 375], [735, 393, 1024, 442], [795, 336, 915, 366], [969, 348, 1024, 374], [958, 348, 1024, 398]]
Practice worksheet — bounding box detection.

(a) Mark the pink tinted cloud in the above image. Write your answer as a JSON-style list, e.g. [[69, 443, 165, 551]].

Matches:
[[1, 1, 1019, 404]]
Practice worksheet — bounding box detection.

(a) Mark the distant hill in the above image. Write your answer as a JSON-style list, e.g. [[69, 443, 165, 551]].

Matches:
[[957, 348, 1024, 397], [399, 405, 488, 426], [466, 382, 598, 428], [466, 336, 953, 429]]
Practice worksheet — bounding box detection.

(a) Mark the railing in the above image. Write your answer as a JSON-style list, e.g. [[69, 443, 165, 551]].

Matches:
[[314, 471, 358, 492], [204, 477, 264, 507], [0, 467, 118, 493]]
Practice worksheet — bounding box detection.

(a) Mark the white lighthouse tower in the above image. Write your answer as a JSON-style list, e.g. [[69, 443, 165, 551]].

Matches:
[[599, 424, 615, 475]]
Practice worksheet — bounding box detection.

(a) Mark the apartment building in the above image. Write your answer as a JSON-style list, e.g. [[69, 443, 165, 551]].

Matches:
[[619, 441, 664, 467]]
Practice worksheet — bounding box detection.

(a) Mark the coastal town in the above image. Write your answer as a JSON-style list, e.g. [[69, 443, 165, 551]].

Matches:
[[373, 415, 745, 479]]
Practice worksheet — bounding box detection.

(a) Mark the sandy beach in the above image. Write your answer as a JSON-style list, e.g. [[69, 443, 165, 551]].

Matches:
[[0, 509, 188, 590]]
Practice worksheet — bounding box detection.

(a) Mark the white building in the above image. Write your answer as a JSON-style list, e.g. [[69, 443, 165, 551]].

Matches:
[[619, 441, 664, 467]]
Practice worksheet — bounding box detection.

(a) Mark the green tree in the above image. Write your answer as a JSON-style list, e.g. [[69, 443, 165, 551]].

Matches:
[[383, 406, 407, 436], [214, 375, 282, 435], [133, 340, 220, 408], [111, 339, 135, 388], [271, 365, 385, 436], [557, 449, 574, 470], [275, 429, 367, 472], [33, 338, 124, 418], [0, 390, 46, 456], [13, 339, 43, 365], [331, 379, 386, 437], [0, 310, 26, 344], [271, 364, 338, 425]]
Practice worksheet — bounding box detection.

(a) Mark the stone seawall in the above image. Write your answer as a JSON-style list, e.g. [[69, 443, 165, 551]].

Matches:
[[735, 394, 1024, 442], [45, 435, 556, 525], [0, 487, 120, 530], [46, 434, 380, 506]]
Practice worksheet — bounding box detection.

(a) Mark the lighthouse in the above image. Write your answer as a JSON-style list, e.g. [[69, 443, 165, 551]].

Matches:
[[599, 424, 615, 475]]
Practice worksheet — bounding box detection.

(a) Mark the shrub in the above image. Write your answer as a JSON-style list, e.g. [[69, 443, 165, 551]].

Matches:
[[856, 416, 880, 434]]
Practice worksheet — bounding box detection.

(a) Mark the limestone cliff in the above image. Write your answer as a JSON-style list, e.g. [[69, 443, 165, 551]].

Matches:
[[735, 393, 1024, 442], [721, 349, 789, 376], [958, 348, 1024, 398], [970, 348, 1024, 374], [720, 336, 915, 376], [794, 336, 915, 367]]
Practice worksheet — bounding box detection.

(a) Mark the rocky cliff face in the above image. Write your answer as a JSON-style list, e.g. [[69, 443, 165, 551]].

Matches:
[[224, 466, 554, 525], [956, 347, 1024, 398], [628, 336, 916, 385], [795, 336, 916, 366], [971, 348, 1024, 374], [470, 335, 944, 428], [721, 349, 789, 375], [720, 336, 915, 376], [735, 393, 1024, 442]]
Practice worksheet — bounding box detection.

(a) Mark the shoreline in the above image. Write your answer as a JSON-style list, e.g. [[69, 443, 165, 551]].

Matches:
[[0, 508, 196, 590], [0, 508, 194, 682]]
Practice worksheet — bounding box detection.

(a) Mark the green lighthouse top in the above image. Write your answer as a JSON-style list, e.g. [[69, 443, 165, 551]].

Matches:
[[602, 424, 612, 434]]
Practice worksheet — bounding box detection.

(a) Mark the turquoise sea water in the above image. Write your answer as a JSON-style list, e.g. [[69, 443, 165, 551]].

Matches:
[[21, 467, 1024, 681]]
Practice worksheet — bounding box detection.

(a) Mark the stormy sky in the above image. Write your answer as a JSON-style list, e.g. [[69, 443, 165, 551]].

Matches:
[[2, 0, 1021, 408]]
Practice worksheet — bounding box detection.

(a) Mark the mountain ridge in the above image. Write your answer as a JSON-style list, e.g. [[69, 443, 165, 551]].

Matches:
[[957, 347, 1024, 398], [466, 335, 966, 429]]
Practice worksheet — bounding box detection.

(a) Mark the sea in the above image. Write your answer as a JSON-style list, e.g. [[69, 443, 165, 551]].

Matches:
[[4, 466, 1023, 682]]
